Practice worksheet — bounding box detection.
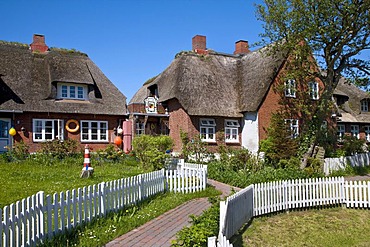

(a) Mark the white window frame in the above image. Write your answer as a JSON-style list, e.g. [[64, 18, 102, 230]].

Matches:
[[57, 83, 88, 100], [361, 99, 368, 112], [351, 125, 360, 139], [285, 119, 299, 139], [337, 124, 345, 141], [365, 126, 370, 142], [225, 120, 240, 143], [309, 81, 319, 100], [136, 121, 145, 135], [284, 79, 296, 98], [81, 120, 108, 142], [200, 118, 216, 142], [33, 119, 64, 142]]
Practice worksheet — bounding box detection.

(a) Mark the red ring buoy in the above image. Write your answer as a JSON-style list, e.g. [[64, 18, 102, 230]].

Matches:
[[66, 119, 80, 133]]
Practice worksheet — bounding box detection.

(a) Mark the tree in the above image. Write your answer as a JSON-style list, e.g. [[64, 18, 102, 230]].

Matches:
[[256, 0, 370, 157], [256, 0, 369, 95]]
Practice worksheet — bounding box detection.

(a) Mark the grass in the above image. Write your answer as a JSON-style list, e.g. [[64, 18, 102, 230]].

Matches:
[[0, 155, 145, 208], [40, 187, 220, 246], [232, 207, 370, 247], [1, 154, 221, 246]]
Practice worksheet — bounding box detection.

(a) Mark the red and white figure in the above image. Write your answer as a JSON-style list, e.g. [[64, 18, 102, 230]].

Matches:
[[84, 144, 91, 170]]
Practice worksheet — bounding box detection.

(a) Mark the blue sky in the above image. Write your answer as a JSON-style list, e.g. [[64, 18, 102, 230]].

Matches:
[[0, 0, 264, 101]]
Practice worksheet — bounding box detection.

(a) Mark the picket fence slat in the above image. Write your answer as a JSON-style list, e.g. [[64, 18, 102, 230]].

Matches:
[[2, 163, 206, 245]]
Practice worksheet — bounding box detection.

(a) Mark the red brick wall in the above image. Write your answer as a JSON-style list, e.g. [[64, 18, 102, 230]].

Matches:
[[11, 112, 123, 153], [128, 103, 167, 114], [258, 60, 325, 142], [168, 99, 241, 153]]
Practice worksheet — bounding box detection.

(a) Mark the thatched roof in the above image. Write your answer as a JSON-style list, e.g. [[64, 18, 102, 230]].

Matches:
[[0, 42, 126, 115], [130, 47, 285, 117], [334, 78, 370, 123]]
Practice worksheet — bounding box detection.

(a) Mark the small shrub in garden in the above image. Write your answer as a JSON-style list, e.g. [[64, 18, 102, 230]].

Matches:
[[132, 135, 173, 170], [40, 139, 80, 159], [172, 197, 220, 247], [95, 144, 125, 163], [5, 140, 29, 161]]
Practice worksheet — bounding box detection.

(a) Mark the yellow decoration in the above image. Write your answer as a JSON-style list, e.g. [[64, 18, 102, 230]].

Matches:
[[66, 119, 80, 133], [9, 127, 16, 136]]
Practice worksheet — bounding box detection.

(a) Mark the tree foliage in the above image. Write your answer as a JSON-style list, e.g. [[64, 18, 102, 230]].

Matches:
[[256, 0, 370, 158], [256, 0, 370, 94]]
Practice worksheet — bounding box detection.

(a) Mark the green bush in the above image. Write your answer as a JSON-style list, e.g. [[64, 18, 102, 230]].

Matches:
[[132, 135, 173, 170], [172, 197, 220, 247], [180, 132, 211, 163], [219, 147, 264, 172], [4, 140, 29, 161], [208, 161, 323, 188], [95, 144, 125, 163], [339, 135, 366, 156], [39, 139, 80, 159]]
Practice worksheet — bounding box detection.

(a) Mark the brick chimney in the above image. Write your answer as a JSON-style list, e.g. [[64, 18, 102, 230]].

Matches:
[[30, 34, 49, 53], [192, 35, 208, 55], [234, 40, 250, 55]]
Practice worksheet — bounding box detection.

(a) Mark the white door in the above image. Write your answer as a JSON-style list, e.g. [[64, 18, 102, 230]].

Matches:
[[0, 118, 11, 153]]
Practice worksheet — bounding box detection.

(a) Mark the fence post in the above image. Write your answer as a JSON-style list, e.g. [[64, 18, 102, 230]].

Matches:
[[37, 191, 45, 242], [162, 169, 168, 192], [100, 182, 106, 216], [207, 236, 217, 247]]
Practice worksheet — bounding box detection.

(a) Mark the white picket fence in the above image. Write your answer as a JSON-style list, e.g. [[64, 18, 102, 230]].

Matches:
[[324, 152, 370, 175], [209, 176, 370, 247], [1, 164, 207, 247]]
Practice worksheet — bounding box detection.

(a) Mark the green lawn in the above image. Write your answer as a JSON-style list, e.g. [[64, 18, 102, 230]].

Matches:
[[0, 156, 145, 208], [233, 207, 370, 247]]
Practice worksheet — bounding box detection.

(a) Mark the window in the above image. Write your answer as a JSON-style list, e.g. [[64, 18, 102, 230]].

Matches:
[[81, 121, 108, 142], [351, 125, 359, 139], [284, 79, 296, 97], [200, 118, 216, 142], [365, 126, 370, 142], [33, 119, 64, 142], [225, 120, 240, 142], [58, 83, 87, 100], [161, 120, 169, 135], [361, 99, 368, 112], [309, 81, 319, 100], [136, 121, 145, 135], [337, 124, 345, 141], [285, 119, 299, 138]]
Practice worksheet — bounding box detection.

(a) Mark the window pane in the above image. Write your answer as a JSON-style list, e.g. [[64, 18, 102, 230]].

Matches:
[[62, 85, 68, 97], [78, 87, 84, 99], [70, 86, 76, 98]]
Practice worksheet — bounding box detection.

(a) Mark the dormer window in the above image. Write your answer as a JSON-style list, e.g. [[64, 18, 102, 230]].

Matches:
[[148, 84, 159, 98], [309, 81, 319, 100], [361, 99, 369, 112], [58, 83, 88, 100], [284, 79, 296, 98]]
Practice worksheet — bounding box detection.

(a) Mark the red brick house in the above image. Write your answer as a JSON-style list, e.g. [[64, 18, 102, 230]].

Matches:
[[334, 78, 370, 142], [128, 35, 325, 154], [0, 34, 127, 153]]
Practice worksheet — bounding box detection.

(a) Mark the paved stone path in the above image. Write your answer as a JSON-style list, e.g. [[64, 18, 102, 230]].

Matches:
[[105, 179, 239, 247]]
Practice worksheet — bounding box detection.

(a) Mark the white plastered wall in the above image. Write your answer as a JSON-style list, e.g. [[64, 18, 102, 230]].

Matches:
[[241, 112, 259, 154]]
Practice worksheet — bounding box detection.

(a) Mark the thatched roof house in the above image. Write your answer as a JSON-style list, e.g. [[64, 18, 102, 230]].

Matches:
[[0, 34, 127, 153], [0, 39, 126, 115], [129, 35, 288, 153], [130, 46, 284, 117], [334, 78, 370, 123]]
